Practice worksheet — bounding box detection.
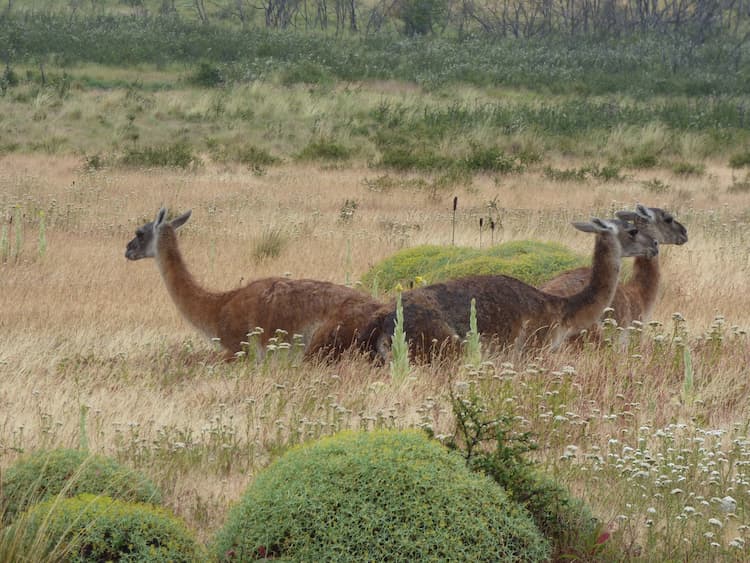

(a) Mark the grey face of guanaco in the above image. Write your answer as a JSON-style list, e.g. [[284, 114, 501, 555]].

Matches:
[[125, 208, 192, 261], [616, 204, 688, 246], [571, 218, 659, 259]]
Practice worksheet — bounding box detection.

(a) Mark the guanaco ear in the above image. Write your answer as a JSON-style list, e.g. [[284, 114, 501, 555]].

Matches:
[[573, 218, 616, 234], [155, 208, 168, 227], [635, 204, 656, 222], [571, 221, 597, 233], [171, 210, 192, 230], [615, 210, 638, 222], [591, 217, 617, 233]]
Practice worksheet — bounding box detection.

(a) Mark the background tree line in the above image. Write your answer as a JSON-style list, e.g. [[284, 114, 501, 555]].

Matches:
[[2, 0, 748, 44]]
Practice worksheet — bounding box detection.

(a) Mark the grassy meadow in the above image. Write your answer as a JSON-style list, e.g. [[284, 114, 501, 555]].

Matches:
[[1, 146, 750, 558], [2, 12, 750, 558]]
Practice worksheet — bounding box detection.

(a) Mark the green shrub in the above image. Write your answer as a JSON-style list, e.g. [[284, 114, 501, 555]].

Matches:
[[671, 161, 705, 176], [463, 144, 524, 173], [398, 0, 449, 36], [729, 150, 750, 168], [280, 61, 333, 86], [361, 241, 585, 292], [298, 137, 352, 161], [447, 390, 606, 560], [0, 448, 161, 524], [120, 142, 199, 169], [624, 150, 659, 168], [543, 165, 589, 182], [213, 429, 549, 562], [188, 61, 224, 88], [4, 494, 202, 562]]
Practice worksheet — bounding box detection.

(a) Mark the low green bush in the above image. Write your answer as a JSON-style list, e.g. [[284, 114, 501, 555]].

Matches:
[[297, 137, 352, 161], [0, 448, 161, 524], [447, 389, 607, 560], [213, 429, 550, 562], [729, 150, 750, 168], [120, 142, 198, 168], [362, 241, 585, 292], [187, 61, 224, 88], [3, 494, 202, 562]]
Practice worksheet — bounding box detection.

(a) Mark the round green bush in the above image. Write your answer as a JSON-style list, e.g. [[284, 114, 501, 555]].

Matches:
[[213, 430, 550, 562], [362, 241, 585, 293], [1, 448, 161, 524], [4, 494, 203, 562]]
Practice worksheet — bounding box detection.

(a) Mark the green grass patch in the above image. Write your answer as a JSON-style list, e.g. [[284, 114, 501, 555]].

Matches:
[[120, 141, 199, 168], [362, 241, 586, 293], [297, 137, 352, 161], [729, 149, 750, 168]]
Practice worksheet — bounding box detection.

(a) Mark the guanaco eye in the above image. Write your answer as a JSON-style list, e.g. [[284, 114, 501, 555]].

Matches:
[[628, 229, 638, 238], [665, 217, 673, 223]]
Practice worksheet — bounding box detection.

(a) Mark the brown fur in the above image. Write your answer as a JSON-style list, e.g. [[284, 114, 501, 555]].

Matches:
[[126, 209, 382, 361], [540, 206, 687, 335], [359, 219, 658, 361]]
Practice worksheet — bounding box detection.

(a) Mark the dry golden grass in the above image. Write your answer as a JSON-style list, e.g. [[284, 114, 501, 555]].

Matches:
[[1, 154, 749, 552]]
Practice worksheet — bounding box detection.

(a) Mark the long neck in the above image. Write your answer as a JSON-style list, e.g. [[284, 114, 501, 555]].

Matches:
[[562, 234, 620, 328], [624, 255, 660, 322], [155, 226, 227, 338]]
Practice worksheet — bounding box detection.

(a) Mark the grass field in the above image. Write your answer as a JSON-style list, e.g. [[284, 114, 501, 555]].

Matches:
[[1, 145, 750, 558]]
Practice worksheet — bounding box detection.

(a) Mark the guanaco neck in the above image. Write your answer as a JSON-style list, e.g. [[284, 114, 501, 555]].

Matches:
[[155, 225, 229, 338], [625, 256, 660, 322], [561, 234, 620, 328]]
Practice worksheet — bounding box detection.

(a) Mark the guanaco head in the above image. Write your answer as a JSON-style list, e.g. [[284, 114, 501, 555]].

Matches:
[[615, 204, 688, 246], [572, 218, 659, 259], [125, 207, 192, 260]]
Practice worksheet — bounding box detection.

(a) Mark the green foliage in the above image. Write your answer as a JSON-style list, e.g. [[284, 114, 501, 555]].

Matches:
[[187, 61, 224, 88], [213, 429, 550, 562], [1, 65, 19, 94], [2, 15, 750, 98], [729, 150, 750, 168], [624, 150, 659, 168], [120, 142, 198, 168], [209, 141, 280, 167], [4, 494, 203, 562], [464, 298, 481, 366], [543, 162, 623, 182], [463, 143, 526, 173], [390, 294, 410, 383], [0, 448, 161, 524], [671, 161, 705, 176], [298, 137, 352, 161], [446, 388, 604, 560], [398, 0, 448, 36], [543, 165, 589, 182], [280, 61, 333, 86], [362, 241, 586, 293]]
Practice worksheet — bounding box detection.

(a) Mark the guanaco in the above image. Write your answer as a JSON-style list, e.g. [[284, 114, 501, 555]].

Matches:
[[540, 205, 687, 336], [125, 208, 383, 360], [360, 218, 659, 361]]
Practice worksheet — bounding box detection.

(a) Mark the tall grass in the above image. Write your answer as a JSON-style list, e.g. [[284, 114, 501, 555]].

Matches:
[[0, 150, 749, 557]]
